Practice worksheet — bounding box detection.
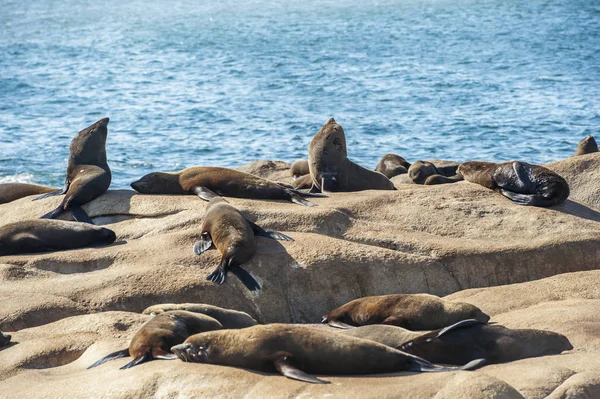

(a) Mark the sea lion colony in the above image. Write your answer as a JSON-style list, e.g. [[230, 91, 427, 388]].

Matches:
[[0, 117, 583, 383]]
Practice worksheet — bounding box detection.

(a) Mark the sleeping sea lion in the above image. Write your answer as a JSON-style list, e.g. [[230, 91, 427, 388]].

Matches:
[[193, 194, 293, 291], [131, 166, 321, 207], [88, 311, 223, 370], [375, 154, 411, 179], [142, 303, 257, 329], [0, 331, 11, 347], [457, 161, 570, 207], [0, 219, 116, 256], [322, 294, 490, 330], [340, 325, 422, 348], [171, 324, 485, 384], [399, 319, 573, 365], [408, 160, 463, 185], [573, 135, 598, 156], [34, 118, 111, 224], [0, 183, 56, 204], [308, 118, 396, 192], [290, 159, 310, 178]]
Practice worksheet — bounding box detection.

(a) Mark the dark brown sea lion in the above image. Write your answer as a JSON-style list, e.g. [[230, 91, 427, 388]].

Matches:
[[88, 310, 223, 370], [322, 294, 490, 330], [130, 166, 321, 207], [408, 160, 462, 185], [0, 331, 11, 347], [290, 159, 310, 178], [307, 118, 396, 193], [0, 219, 116, 256], [457, 161, 570, 207], [573, 135, 598, 156], [171, 324, 485, 384], [0, 183, 56, 204], [375, 154, 411, 179], [194, 194, 293, 291], [142, 303, 257, 329], [399, 319, 573, 365], [340, 325, 422, 348], [291, 174, 313, 190], [34, 118, 111, 224]]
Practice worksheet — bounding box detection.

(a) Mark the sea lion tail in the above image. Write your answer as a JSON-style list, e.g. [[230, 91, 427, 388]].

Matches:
[[120, 351, 152, 370], [40, 205, 65, 220], [499, 190, 559, 207], [409, 356, 486, 373], [230, 266, 261, 291], [87, 349, 129, 369]]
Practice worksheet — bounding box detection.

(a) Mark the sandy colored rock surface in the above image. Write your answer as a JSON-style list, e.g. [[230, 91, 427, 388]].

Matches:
[[1, 154, 599, 398]]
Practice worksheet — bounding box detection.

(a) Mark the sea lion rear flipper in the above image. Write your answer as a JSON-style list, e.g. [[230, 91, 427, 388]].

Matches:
[[71, 206, 94, 224], [40, 205, 65, 220], [33, 181, 69, 201], [499, 190, 548, 206], [246, 220, 294, 241], [229, 266, 261, 291], [120, 351, 152, 370], [193, 233, 214, 255], [274, 356, 329, 384], [192, 186, 220, 202], [289, 192, 318, 207], [87, 349, 129, 369], [437, 319, 486, 338], [409, 355, 486, 373], [327, 320, 355, 329], [153, 354, 178, 360]]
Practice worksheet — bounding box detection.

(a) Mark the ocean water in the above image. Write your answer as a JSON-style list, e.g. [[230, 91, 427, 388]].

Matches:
[[1, 0, 598, 188]]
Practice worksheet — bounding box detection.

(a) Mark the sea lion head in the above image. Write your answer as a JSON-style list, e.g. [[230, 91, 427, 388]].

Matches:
[[0, 331, 11, 347], [171, 341, 209, 363], [97, 227, 117, 245], [70, 118, 109, 165], [130, 172, 185, 194], [574, 135, 598, 156], [408, 161, 438, 184], [444, 301, 490, 324]]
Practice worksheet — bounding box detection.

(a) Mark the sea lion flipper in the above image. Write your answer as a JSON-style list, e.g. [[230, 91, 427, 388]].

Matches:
[[87, 349, 129, 369], [437, 319, 486, 338], [229, 266, 261, 291], [246, 220, 294, 241], [193, 233, 213, 255], [499, 190, 541, 206], [409, 355, 486, 373], [192, 186, 220, 202], [40, 205, 65, 220], [289, 193, 318, 207], [120, 351, 152, 370], [153, 354, 178, 360], [327, 320, 355, 329], [274, 356, 329, 384], [71, 206, 94, 224], [33, 181, 69, 201]]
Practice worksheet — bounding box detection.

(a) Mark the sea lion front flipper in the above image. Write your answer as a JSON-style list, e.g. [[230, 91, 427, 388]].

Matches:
[[274, 356, 329, 384], [120, 351, 152, 370], [71, 205, 94, 224], [246, 220, 294, 241], [33, 181, 69, 201], [193, 233, 214, 255], [229, 266, 261, 291], [40, 205, 65, 220], [437, 319, 486, 338], [191, 186, 220, 202], [87, 349, 129, 369]]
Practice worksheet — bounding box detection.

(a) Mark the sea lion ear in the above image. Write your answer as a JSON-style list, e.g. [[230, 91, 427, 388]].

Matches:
[[273, 355, 329, 384]]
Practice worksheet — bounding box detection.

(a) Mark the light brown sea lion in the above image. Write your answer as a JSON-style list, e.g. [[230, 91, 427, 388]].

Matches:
[[171, 324, 485, 384], [408, 160, 462, 185], [0, 219, 116, 256], [193, 194, 293, 291], [307, 118, 396, 193], [290, 159, 310, 178], [399, 319, 573, 365], [34, 118, 111, 224], [340, 325, 422, 348], [573, 135, 598, 156], [88, 310, 223, 370], [0, 331, 11, 347], [142, 303, 257, 329], [130, 166, 321, 207], [291, 174, 313, 190], [457, 161, 570, 207], [322, 294, 490, 330], [375, 154, 411, 179], [0, 183, 56, 204]]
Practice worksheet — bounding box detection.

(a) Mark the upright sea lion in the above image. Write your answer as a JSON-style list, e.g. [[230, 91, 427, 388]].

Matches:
[[34, 118, 111, 224], [131, 166, 321, 207], [375, 154, 411, 179], [142, 303, 257, 329], [171, 324, 485, 384], [194, 194, 293, 291], [458, 161, 570, 207], [0, 219, 116, 256], [322, 294, 490, 330], [573, 135, 598, 156], [408, 160, 463, 185], [0, 183, 56, 204], [340, 325, 422, 348], [0, 331, 11, 347], [308, 118, 396, 192], [88, 310, 223, 370], [399, 319, 573, 365], [290, 159, 310, 178]]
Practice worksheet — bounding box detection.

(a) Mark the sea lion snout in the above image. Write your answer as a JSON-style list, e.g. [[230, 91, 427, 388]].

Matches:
[[130, 180, 146, 192], [100, 228, 117, 244], [171, 343, 205, 363], [95, 117, 110, 127]]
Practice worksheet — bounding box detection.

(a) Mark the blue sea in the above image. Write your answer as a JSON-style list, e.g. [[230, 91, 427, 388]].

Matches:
[[1, 0, 599, 188]]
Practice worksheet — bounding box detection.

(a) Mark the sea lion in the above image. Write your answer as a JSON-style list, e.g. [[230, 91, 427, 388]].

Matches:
[[171, 324, 485, 384], [573, 135, 598, 156], [341, 325, 422, 348], [375, 154, 411, 179], [88, 310, 223, 370], [194, 194, 293, 291], [322, 294, 490, 330], [130, 166, 320, 207], [0, 183, 56, 204], [142, 303, 257, 329], [291, 174, 313, 190], [308, 118, 396, 192], [0, 331, 11, 347], [408, 160, 463, 185], [290, 159, 310, 178], [399, 319, 573, 365], [0, 219, 116, 256], [34, 118, 111, 224], [457, 161, 570, 207]]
